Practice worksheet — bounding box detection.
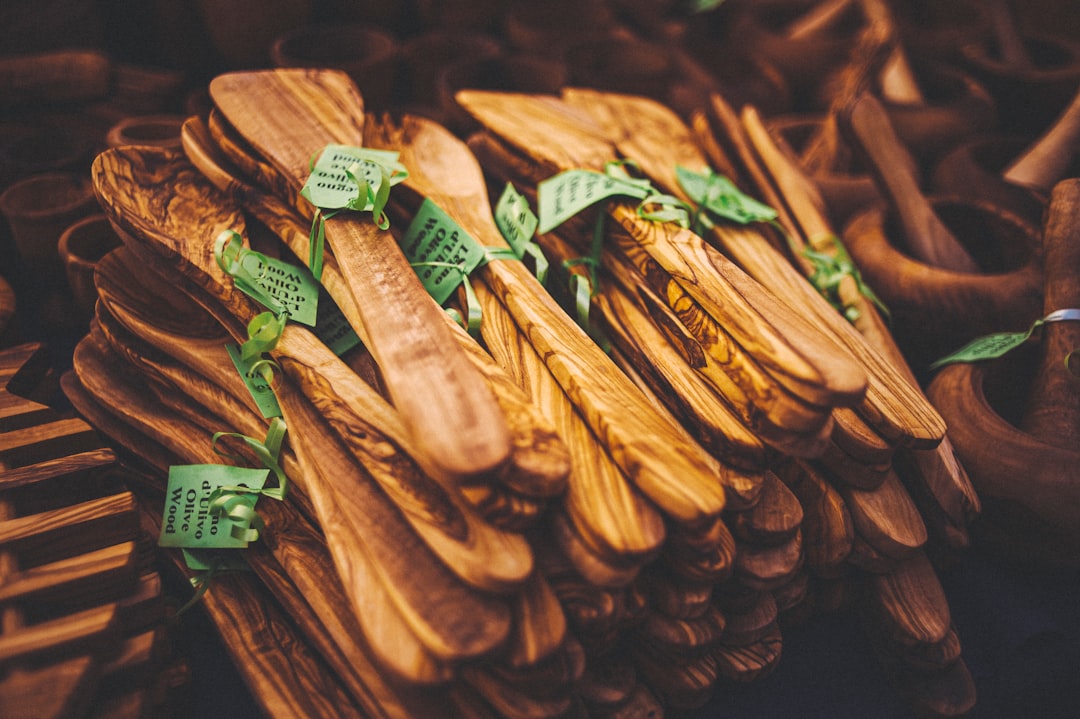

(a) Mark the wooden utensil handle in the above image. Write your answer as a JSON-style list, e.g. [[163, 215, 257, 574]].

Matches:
[[1022, 178, 1080, 448]]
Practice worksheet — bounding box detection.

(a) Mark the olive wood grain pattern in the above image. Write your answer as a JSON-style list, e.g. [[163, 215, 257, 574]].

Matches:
[[91, 147, 535, 593], [78, 306, 512, 668], [540, 229, 770, 472], [273, 373, 513, 662], [636, 603, 727, 652], [864, 551, 951, 649], [365, 112, 730, 526], [138, 507, 375, 719], [181, 115, 571, 500], [1021, 179, 1080, 449], [839, 469, 927, 560], [458, 90, 866, 410], [69, 331, 456, 683], [473, 280, 665, 562], [730, 470, 803, 546], [570, 87, 946, 449], [734, 531, 805, 592], [774, 460, 854, 573], [838, 92, 980, 273], [63, 368, 459, 703], [631, 642, 718, 709], [464, 130, 838, 455], [740, 105, 979, 528], [711, 623, 783, 683], [462, 665, 573, 719], [506, 570, 567, 669], [643, 570, 714, 621], [207, 69, 511, 484], [716, 590, 779, 646], [1002, 89, 1080, 194], [549, 512, 644, 589]]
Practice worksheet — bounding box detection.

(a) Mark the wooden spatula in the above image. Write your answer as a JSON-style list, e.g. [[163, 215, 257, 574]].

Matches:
[[207, 69, 511, 484], [364, 112, 733, 526], [838, 91, 981, 274]]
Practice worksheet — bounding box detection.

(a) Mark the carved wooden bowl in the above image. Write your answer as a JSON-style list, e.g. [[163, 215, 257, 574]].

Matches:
[[928, 348, 1080, 569], [842, 196, 1043, 373]]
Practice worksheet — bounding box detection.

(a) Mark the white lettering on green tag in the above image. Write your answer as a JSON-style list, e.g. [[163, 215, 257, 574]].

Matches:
[[400, 198, 487, 305], [495, 182, 539, 256], [226, 343, 282, 419], [158, 464, 268, 549], [314, 290, 361, 356], [300, 144, 406, 211], [537, 169, 652, 234], [238, 252, 320, 326]]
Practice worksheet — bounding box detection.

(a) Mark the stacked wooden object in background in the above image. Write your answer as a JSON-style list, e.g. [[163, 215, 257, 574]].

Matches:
[[3, 1, 1080, 718]]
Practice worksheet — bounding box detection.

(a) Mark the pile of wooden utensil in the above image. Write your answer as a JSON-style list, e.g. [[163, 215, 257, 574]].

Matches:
[[61, 67, 979, 718]]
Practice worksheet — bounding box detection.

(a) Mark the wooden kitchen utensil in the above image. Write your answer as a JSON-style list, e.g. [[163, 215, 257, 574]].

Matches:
[[364, 111, 733, 526], [207, 68, 511, 484]]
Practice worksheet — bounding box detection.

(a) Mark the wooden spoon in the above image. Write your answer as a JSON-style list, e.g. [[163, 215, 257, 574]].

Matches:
[[364, 111, 731, 526], [838, 91, 981, 274], [207, 68, 511, 484]]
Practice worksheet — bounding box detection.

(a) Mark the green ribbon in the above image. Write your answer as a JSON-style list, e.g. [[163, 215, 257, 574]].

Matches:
[[300, 146, 409, 280], [214, 230, 287, 316], [931, 309, 1080, 370], [675, 165, 778, 234], [171, 551, 249, 620], [239, 311, 287, 364], [410, 247, 521, 338], [801, 235, 890, 325], [203, 417, 289, 545]]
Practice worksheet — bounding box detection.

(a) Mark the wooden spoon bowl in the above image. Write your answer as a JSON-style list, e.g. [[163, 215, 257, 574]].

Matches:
[[842, 196, 1043, 373]]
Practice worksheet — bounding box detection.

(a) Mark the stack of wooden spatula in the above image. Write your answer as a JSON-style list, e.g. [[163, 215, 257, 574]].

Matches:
[[61, 67, 979, 718]]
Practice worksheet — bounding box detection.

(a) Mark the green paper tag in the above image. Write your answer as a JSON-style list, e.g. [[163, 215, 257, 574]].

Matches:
[[676, 165, 777, 226], [537, 169, 652, 234], [300, 145, 407, 212], [314, 289, 361, 356], [495, 182, 539, 256], [495, 182, 549, 284], [237, 251, 320, 327], [931, 309, 1080, 369], [226, 342, 282, 419], [399, 198, 487, 305], [158, 464, 268, 550]]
